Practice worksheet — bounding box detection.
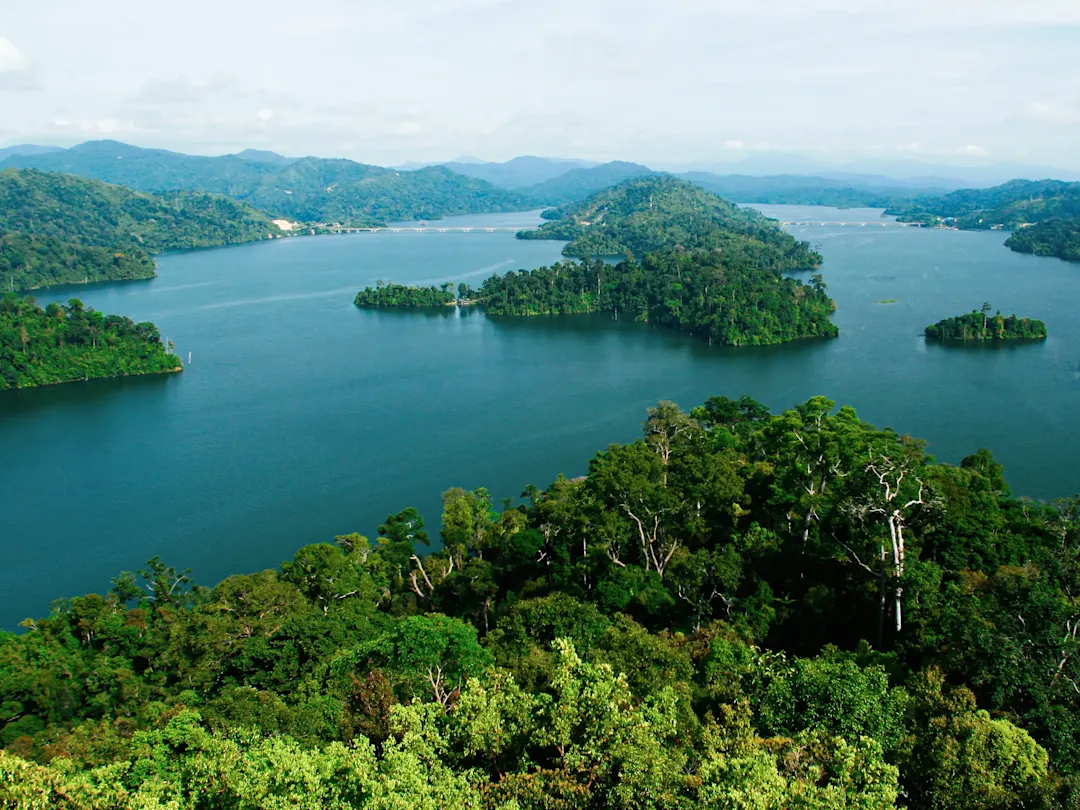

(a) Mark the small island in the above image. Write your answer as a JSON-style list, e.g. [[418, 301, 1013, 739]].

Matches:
[[353, 281, 472, 308], [925, 303, 1047, 341], [0, 293, 183, 390]]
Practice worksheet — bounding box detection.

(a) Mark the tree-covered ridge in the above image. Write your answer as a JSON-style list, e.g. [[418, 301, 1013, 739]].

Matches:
[[885, 179, 1080, 230], [925, 304, 1047, 341], [354, 281, 460, 308], [0, 168, 281, 289], [520, 161, 657, 207], [1005, 220, 1080, 262], [2, 140, 533, 226], [517, 175, 822, 270], [3, 395, 1080, 808], [0, 293, 182, 389], [478, 256, 838, 346]]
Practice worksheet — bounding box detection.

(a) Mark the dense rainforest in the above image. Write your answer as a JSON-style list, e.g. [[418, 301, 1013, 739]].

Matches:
[[357, 177, 837, 346], [885, 180, 1080, 260], [1006, 220, 1080, 262], [0, 293, 182, 389], [517, 175, 822, 267], [354, 281, 460, 308], [925, 305, 1048, 341], [0, 169, 280, 288], [1, 141, 533, 227], [3, 395, 1080, 810]]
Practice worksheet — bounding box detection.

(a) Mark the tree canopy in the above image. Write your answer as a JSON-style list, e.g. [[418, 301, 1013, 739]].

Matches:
[[3, 394, 1080, 808]]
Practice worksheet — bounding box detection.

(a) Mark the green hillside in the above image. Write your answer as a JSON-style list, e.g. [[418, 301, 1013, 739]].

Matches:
[[521, 160, 655, 207], [0, 168, 281, 288], [2, 140, 533, 225]]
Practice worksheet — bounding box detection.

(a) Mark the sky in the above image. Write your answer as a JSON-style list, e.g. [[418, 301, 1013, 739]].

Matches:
[[2, 0, 1080, 171]]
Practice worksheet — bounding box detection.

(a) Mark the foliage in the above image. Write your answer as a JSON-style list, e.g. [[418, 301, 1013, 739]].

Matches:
[[354, 281, 461, 309], [925, 304, 1047, 341], [3, 140, 533, 227], [521, 161, 656, 207], [5, 394, 1080, 809], [1006, 220, 1080, 262], [0, 168, 280, 289], [885, 179, 1080, 230], [0, 293, 182, 390]]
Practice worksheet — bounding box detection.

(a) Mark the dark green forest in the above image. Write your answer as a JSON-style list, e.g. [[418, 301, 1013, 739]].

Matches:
[[0, 293, 182, 389], [518, 175, 823, 267], [358, 177, 836, 346], [3, 395, 1080, 809], [0, 169, 279, 289], [477, 256, 837, 346], [885, 180, 1080, 260], [1006, 220, 1080, 262], [354, 281, 460, 308], [1, 141, 533, 227], [925, 305, 1047, 341]]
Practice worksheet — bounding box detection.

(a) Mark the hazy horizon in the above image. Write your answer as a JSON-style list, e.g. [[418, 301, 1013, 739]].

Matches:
[[3, 0, 1080, 172]]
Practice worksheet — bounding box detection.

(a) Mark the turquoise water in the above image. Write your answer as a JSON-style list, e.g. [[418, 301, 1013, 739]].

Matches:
[[1, 206, 1077, 627]]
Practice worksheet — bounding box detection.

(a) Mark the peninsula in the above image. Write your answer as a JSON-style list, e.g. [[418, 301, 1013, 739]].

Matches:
[[0, 293, 183, 389]]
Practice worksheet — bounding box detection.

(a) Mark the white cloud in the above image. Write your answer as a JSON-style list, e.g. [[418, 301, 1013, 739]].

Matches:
[[722, 139, 745, 150], [0, 37, 28, 74], [1027, 100, 1080, 125], [255, 108, 274, 121], [956, 144, 989, 158], [53, 118, 140, 134]]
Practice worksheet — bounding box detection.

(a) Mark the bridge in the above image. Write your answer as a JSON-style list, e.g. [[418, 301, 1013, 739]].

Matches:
[[325, 221, 923, 235], [327, 226, 526, 234], [778, 221, 924, 228]]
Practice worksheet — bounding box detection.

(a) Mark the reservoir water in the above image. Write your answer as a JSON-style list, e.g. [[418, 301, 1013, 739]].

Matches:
[[2, 206, 1078, 627]]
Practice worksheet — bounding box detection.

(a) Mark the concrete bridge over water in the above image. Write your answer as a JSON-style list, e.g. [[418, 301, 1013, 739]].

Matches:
[[327, 221, 923, 235]]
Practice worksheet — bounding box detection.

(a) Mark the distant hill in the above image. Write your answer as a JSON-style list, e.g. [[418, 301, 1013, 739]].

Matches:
[[522, 161, 656, 207], [0, 168, 280, 289], [1, 140, 532, 226], [443, 156, 597, 189], [0, 144, 62, 162], [679, 172, 946, 208], [231, 149, 293, 165]]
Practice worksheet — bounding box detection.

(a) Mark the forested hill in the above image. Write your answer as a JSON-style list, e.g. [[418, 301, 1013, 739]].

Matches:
[[519, 174, 823, 269], [2, 395, 1079, 809], [1, 140, 532, 226], [519, 160, 656, 206], [0, 168, 280, 289], [885, 179, 1080, 228], [0, 293, 182, 389], [882, 179, 1080, 262], [363, 176, 837, 346]]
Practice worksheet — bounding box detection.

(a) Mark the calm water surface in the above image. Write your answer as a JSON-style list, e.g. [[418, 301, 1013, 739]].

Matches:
[[2, 206, 1078, 626]]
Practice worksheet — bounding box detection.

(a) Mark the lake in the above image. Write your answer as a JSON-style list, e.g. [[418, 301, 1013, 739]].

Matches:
[[2, 206, 1077, 627]]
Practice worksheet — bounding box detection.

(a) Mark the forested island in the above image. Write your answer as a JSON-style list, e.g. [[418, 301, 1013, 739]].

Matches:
[[0, 293, 182, 389], [357, 177, 838, 346], [0, 168, 280, 288], [925, 304, 1047, 341], [354, 281, 460, 308], [3, 394, 1080, 809]]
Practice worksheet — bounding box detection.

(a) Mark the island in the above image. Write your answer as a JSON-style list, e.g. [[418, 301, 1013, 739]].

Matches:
[[354, 281, 462, 308], [925, 304, 1047, 341], [1, 394, 1074, 810], [356, 176, 838, 347], [0, 293, 182, 389], [0, 168, 283, 289]]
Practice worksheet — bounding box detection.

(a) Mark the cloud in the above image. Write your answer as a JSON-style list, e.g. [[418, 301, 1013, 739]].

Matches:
[[722, 139, 745, 150], [53, 118, 140, 134], [0, 37, 28, 74], [255, 108, 274, 121], [956, 144, 989, 158], [1027, 100, 1080, 125]]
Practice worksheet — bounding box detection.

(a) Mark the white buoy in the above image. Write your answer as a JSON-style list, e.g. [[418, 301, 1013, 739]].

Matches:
[[188, 351, 192, 365]]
